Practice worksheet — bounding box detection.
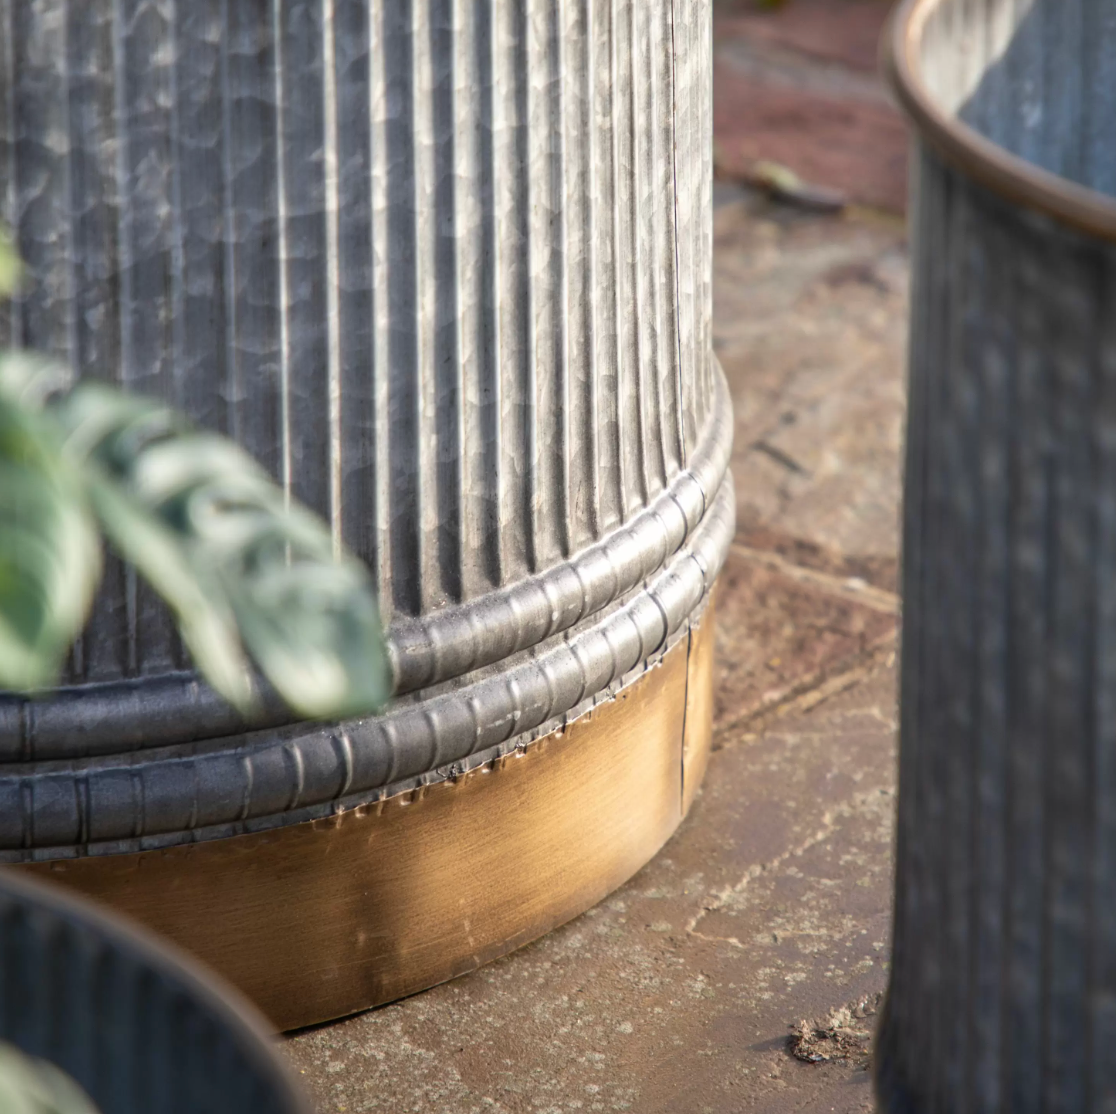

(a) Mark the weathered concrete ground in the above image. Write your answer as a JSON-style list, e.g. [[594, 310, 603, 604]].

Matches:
[[286, 3, 909, 1110]]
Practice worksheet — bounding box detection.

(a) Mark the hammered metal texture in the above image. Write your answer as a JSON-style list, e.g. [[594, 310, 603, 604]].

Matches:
[[0, 869, 308, 1113], [879, 2, 1116, 1109], [0, 0, 728, 851]]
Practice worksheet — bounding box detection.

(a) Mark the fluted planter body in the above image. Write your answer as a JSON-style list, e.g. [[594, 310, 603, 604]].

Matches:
[[0, 0, 729, 1027], [880, 1, 1116, 1109]]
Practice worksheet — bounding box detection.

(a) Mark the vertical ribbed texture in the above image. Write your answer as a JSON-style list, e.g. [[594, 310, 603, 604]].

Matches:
[[670, 0, 712, 453], [878, 140, 1116, 1113], [0, 0, 712, 678], [0, 877, 305, 1113]]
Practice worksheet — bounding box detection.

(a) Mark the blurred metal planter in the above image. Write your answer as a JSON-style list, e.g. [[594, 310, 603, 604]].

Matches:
[[0, 868, 307, 1114], [880, 0, 1116, 1109], [0, 0, 728, 1028]]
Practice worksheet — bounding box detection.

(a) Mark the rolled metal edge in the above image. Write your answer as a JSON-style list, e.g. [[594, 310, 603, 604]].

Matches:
[[0, 469, 733, 856], [0, 866, 310, 1112], [386, 382, 733, 694], [885, 0, 1116, 243], [20, 593, 718, 1032], [0, 369, 733, 762]]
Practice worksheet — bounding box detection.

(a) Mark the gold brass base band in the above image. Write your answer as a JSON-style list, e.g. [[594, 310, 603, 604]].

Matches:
[[18, 598, 717, 1032]]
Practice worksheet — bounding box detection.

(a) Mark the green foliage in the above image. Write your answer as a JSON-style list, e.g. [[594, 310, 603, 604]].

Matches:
[[0, 230, 20, 299], [58, 384, 257, 711], [0, 1043, 102, 1114], [0, 356, 100, 691], [58, 385, 389, 718], [0, 353, 390, 719]]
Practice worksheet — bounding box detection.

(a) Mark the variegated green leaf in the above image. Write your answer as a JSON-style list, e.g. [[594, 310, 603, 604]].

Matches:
[[56, 384, 390, 719], [0, 358, 99, 692], [0, 349, 73, 408], [57, 386, 255, 711], [0, 1043, 103, 1114], [0, 229, 20, 299]]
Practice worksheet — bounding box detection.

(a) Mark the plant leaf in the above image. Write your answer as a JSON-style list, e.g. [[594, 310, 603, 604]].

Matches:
[[0, 229, 21, 300], [0, 359, 100, 692], [56, 386, 255, 711], [0, 1042, 103, 1114], [88, 469, 258, 712], [55, 384, 390, 719], [0, 349, 73, 408]]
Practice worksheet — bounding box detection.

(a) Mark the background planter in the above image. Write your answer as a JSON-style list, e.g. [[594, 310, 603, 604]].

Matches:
[[0, 0, 729, 1028], [880, 0, 1116, 1109], [0, 868, 308, 1114]]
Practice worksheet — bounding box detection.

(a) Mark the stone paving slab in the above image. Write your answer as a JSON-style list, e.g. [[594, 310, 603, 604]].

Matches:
[[714, 186, 907, 569], [713, 549, 896, 739]]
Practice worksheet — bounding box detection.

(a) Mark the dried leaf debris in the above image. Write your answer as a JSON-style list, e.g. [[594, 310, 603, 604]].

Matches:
[[787, 992, 882, 1070]]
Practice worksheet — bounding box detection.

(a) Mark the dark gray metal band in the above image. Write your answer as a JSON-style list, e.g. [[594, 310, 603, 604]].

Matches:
[[0, 459, 732, 859], [387, 376, 732, 695], [0, 370, 732, 762]]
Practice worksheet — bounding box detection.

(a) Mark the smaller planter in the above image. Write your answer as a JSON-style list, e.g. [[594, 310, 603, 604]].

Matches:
[[0, 869, 308, 1114], [881, 1, 1116, 1111]]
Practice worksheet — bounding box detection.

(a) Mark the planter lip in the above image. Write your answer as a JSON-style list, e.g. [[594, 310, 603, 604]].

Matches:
[[886, 0, 1116, 243], [0, 866, 311, 1109]]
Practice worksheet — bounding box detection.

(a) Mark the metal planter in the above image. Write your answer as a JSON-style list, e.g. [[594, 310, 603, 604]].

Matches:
[[0, 0, 729, 1028], [881, 0, 1116, 1108], [0, 868, 308, 1114]]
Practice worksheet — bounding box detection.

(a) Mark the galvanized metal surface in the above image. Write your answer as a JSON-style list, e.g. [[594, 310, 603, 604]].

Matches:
[[0, 0, 727, 854], [880, 1, 1116, 1110], [0, 385, 732, 762], [917, 0, 1116, 190], [0, 867, 309, 1112]]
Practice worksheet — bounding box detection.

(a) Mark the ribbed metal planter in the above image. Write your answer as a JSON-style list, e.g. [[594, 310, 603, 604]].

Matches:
[[0, 0, 728, 1028], [0, 868, 308, 1113], [879, 1, 1116, 1109]]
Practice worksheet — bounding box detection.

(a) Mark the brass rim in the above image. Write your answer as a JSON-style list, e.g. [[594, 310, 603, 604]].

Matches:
[[886, 0, 1116, 242]]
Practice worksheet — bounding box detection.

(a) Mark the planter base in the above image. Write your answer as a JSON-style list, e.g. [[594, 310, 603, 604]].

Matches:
[[16, 596, 716, 1031]]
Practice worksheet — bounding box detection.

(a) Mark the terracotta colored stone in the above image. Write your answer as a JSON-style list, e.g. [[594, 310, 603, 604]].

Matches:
[[713, 551, 896, 733], [714, 0, 897, 74], [714, 63, 909, 212], [711, 0, 908, 212]]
